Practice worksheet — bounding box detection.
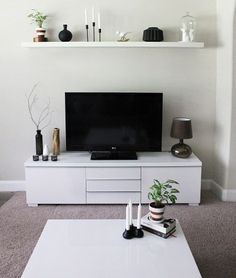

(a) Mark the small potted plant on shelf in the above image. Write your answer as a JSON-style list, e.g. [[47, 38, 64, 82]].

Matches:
[[28, 9, 48, 42], [148, 179, 179, 222]]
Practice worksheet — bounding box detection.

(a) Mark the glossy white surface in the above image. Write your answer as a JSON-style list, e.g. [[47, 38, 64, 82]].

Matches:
[[141, 166, 202, 203], [26, 167, 86, 204], [25, 152, 202, 205], [87, 192, 141, 204], [87, 179, 141, 192], [25, 152, 202, 167], [21, 220, 201, 278], [21, 41, 204, 48]]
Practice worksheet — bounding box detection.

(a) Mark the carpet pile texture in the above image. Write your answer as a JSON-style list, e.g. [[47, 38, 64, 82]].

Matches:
[[0, 191, 235, 278]]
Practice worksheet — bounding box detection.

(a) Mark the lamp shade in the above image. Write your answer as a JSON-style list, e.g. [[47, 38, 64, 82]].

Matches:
[[170, 117, 193, 139]]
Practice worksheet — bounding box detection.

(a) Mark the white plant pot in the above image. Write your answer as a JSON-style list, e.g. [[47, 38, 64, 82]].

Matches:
[[35, 28, 46, 42], [149, 203, 165, 222]]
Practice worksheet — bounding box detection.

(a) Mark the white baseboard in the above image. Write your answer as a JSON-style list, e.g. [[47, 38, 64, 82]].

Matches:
[[0, 180, 26, 192], [202, 179, 236, 202]]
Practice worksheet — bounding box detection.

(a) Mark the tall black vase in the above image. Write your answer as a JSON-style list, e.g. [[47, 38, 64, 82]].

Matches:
[[35, 130, 43, 155], [58, 24, 73, 42]]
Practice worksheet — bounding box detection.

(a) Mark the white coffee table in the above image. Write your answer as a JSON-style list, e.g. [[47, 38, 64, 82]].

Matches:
[[21, 219, 201, 278]]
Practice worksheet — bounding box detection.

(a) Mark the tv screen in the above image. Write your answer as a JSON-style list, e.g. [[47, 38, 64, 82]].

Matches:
[[65, 92, 163, 153]]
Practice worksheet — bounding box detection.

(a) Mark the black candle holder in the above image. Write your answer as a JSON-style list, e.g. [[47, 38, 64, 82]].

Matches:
[[122, 229, 133, 239], [98, 28, 102, 42], [33, 155, 39, 161], [134, 228, 144, 238], [51, 155, 58, 161], [122, 225, 144, 240], [42, 155, 48, 161], [86, 25, 89, 42], [92, 22, 95, 41]]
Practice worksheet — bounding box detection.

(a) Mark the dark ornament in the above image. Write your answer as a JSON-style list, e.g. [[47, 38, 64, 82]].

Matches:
[[42, 155, 49, 161], [171, 140, 192, 158], [51, 155, 58, 161], [122, 225, 144, 240], [35, 130, 43, 155], [143, 27, 164, 42], [58, 24, 73, 42], [32, 155, 39, 161]]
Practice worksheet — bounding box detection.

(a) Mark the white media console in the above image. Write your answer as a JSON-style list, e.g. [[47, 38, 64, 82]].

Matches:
[[24, 152, 202, 206]]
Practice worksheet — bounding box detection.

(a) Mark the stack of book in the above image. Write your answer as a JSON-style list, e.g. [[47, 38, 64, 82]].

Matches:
[[141, 214, 176, 238]]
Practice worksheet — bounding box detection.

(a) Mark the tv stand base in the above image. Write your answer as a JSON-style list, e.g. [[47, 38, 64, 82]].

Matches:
[[24, 152, 202, 205], [91, 151, 137, 160]]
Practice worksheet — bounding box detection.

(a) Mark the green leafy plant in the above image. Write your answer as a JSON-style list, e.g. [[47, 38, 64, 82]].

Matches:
[[28, 9, 47, 28], [148, 179, 180, 207]]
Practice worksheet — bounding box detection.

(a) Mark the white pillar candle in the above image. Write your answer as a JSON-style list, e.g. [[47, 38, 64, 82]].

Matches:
[[84, 9, 88, 25], [43, 144, 49, 156], [98, 12, 101, 29], [137, 203, 141, 229], [126, 204, 130, 230], [129, 200, 132, 226], [92, 7, 95, 22]]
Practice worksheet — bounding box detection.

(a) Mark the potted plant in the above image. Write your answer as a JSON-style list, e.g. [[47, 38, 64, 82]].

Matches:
[[148, 179, 179, 222], [28, 9, 48, 42]]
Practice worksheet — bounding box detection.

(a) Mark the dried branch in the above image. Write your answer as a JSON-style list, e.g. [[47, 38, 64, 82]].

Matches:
[[26, 83, 52, 130], [26, 83, 39, 129], [41, 111, 53, 130], [38, 99, 50, 126]]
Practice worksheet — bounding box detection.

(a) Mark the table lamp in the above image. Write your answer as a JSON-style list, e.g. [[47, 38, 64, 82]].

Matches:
[[170, 117, 193, 158]]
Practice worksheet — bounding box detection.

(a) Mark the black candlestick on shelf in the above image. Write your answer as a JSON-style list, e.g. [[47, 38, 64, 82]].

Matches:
[[92, 22, 95, 41], [86, 25, 89, 42], [98, 28, 102, 42]]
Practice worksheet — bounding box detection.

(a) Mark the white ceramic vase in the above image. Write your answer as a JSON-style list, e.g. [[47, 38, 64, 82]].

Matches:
[[149, 203, 165, 223]]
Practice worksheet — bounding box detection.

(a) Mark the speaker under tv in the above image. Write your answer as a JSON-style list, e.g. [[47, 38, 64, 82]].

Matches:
[[65, 92, 163, 160]]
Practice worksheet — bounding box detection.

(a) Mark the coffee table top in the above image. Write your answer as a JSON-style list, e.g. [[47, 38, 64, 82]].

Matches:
[[21, 219, 201, 278]]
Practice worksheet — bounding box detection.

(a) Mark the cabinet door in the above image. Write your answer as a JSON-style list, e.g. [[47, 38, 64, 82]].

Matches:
[[26, 167, 86, 204], [141, 167, 201, 204]]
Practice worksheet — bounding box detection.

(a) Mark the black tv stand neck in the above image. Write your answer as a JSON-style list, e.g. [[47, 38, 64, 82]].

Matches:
[[91, 151, 137, 160]]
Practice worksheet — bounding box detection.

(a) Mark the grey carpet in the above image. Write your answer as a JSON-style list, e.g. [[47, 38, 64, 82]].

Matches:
[[0, 192, 14, 207], [0, 191, 235, 278]]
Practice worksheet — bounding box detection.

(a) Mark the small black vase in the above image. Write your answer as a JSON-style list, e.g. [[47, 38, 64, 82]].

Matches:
[[58, 24, 73, 42], [35, 130, 43, 155]]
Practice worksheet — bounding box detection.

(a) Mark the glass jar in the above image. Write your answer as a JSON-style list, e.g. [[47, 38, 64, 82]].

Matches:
[[180, 12, 196, 42]]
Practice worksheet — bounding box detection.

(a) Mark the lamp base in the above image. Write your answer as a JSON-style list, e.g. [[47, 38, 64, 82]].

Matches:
[[171, 142, 192, 158]]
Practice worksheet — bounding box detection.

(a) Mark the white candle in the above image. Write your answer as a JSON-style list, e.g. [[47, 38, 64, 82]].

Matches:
[[98, 12, 101, 29], [43, 144, 49, 156], [126, 205, 130, 230], [129, 200, 132, 226], [137, 203, 141, 229], [84, 9, 88, 25], [92, 7, 95, 23]]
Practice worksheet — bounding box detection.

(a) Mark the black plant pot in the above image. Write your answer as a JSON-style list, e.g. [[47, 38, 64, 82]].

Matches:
[[35, 130, 43, 155], [58, 24, 73, 42]]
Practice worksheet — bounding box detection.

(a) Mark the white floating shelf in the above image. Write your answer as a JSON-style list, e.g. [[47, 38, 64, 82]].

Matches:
[[21, 41, 204, 48]]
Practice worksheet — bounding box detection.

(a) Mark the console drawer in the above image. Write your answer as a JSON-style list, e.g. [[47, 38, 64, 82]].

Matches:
[[86, 167, 140, 179], [87, 192, 140, 204], [87, 180, 141, 192]]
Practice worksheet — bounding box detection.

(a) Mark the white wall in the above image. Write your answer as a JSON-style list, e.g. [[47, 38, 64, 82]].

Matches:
[[228, 0, 236, 189], [214, 0, 236, 190], [0, 0, 216, 180]]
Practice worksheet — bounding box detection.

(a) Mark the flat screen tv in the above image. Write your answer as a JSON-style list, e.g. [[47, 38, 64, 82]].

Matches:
[[65, 92, 163, 160]]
